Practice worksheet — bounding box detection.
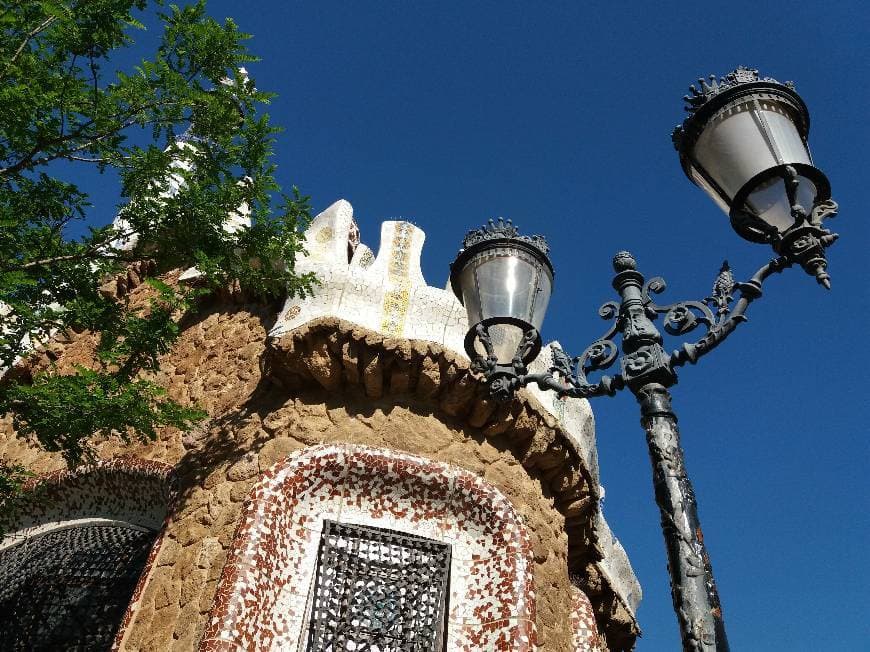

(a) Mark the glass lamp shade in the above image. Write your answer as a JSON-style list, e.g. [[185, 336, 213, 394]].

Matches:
[[675, 71, 830, 242], [451, 237, 553, 365]]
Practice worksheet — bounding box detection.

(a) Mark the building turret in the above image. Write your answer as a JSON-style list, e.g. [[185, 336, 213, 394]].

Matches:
[[0, 200, 640, 650]]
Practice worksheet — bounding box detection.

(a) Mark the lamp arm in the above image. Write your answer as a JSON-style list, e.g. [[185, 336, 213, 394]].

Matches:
[[511, 254, 797, 400], [470, 246, 838, 405], [523, 370, 626, 399], [667, 255, 792, 369], [519, 299, 629, 399]]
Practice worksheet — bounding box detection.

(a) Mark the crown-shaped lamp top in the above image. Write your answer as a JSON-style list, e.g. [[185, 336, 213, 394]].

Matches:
[[682, 67, 794, 115], [672, 66, 809, 152], [459, 218, 551, 260]]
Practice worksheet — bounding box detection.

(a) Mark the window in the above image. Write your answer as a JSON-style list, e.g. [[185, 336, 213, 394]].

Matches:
[[0, 523, 156, 651], [306, 520, 451, 651]]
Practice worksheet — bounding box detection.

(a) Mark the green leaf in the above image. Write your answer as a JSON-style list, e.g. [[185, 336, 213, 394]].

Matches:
[[0, 0, 315, 497]]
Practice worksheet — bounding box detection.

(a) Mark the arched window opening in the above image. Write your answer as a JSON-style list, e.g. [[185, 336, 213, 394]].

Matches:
[[0, 458, 176, 651], [0, 521, 157, 651], [306, 520, 451, 651], [203, 444, 537, 651]]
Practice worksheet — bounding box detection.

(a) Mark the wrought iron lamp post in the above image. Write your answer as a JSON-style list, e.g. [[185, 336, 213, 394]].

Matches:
[[449, 68, 839, 652]]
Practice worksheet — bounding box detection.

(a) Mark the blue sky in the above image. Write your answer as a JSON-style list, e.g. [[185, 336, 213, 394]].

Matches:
[[75, 1, 868, 649]]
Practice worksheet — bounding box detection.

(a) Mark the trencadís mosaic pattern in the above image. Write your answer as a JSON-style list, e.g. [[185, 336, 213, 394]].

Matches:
[[0, 457, 177, 652], [201, 444, 539, 650], [570, 583, 605, 652]]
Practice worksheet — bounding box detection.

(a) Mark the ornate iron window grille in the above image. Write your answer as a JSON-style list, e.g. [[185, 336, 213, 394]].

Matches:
[[306, 520, 452, 651], [0, 523, 156, 651]]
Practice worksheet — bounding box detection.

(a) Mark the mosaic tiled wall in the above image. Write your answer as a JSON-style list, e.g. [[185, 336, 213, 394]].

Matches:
[[0, 456, 176, 547], [201, 444, 541, 650], [0, 457, 177, 651], [570, 584, 606, 652], [270, 200, 469, 361]]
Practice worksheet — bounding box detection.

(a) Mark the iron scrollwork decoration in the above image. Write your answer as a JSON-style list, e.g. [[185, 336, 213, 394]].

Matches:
[[468, 246, 838, 403], [466, 316, 542, 403]]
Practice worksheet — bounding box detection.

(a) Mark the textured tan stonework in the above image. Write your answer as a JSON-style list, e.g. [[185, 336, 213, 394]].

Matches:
[[0, 281, 638, 650]]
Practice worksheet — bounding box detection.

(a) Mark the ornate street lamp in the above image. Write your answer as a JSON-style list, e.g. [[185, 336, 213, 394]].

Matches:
[[450, 68, 839, 652], [673, 66, 838, 287], [449, 218, 553, 401]]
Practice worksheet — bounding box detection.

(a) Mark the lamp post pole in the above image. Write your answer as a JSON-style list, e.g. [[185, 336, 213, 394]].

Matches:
[[610, 250, 728, 651], [610, 251, 728, 650], [638, 382, 727, 651]]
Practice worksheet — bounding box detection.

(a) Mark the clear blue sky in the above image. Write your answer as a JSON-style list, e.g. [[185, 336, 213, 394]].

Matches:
[[78, 1, 869, 649]]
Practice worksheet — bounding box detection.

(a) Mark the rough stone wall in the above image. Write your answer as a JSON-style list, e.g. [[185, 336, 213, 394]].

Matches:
[[0, 297, 582, 650], [0, 251, 639, 649], [0, 274, 273, 478], [130, 378, 576, 649], [0, 282, 274, 649]]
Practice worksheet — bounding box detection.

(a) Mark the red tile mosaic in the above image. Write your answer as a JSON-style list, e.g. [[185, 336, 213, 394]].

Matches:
[[202, 444, 537, 650], [449, 618, 538, 651], [569, 583, 605, 651], [0, 457, 177, 652]]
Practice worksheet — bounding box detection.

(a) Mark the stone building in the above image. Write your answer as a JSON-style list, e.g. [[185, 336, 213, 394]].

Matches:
[[0, 199, 641, 650]]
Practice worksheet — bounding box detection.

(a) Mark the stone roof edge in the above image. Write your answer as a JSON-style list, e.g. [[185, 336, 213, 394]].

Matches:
[[263, 315, 641, 647]]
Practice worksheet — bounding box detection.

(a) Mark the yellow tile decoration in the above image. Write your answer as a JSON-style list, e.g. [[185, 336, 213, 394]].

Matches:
[[381, 223, 413, 336], [315, 226, 334, 243]]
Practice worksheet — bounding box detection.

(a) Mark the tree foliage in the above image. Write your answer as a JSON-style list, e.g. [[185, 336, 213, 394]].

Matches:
[[0, 0, 315, 505]]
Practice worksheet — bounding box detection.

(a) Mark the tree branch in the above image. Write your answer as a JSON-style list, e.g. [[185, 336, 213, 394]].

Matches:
[[0, 229, 138, 272], [1, 15, 57, 79], [0, 118, 143, 176], [0, 101, 182, 177], [66, 155, 123, 163], [3, 251, 124, 271], [59, 54, 79, 138]]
